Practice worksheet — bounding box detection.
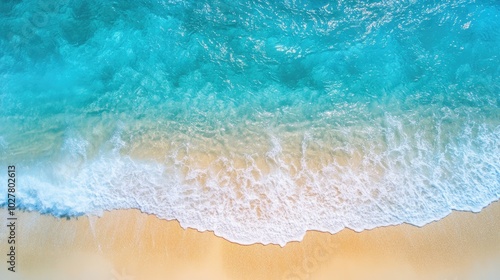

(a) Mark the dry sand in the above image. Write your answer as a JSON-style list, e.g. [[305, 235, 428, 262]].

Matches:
[[1, 201, 499, 280]]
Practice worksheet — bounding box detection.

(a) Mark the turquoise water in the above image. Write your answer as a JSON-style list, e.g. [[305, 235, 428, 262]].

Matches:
[[1, 0, 499, 245]]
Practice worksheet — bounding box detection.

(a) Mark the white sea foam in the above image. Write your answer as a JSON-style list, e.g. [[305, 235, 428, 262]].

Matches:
[[1, 114, 499, 246]]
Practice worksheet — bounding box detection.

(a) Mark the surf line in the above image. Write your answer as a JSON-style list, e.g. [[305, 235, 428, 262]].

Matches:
[[6, 165, 17, 273]]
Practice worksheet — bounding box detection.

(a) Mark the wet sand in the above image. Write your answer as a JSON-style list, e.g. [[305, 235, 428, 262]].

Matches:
[[1, 201, 499, 280]]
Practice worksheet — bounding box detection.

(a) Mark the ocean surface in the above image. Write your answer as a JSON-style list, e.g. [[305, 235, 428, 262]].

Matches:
[[1, 0, 499, 245]]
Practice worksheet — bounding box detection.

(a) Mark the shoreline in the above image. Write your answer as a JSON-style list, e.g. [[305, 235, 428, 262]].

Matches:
[[1, 200, 500, 280], [7, 197, 499, 247], [109, 197, 500, 247]]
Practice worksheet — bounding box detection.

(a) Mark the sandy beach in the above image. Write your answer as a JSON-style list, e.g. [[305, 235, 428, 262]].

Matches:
[[1, 200, 499, 280]]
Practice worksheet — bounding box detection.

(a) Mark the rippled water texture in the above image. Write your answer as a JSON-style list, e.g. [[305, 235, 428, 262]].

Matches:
[[1, 0, 499, 245]]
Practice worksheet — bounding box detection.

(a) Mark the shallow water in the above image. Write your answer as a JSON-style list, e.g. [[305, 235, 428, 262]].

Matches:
[[1, 0, 499, 245]]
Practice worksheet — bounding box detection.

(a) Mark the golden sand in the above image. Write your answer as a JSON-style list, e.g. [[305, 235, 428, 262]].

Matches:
[[1, 201, 499, 280]]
